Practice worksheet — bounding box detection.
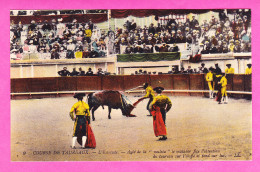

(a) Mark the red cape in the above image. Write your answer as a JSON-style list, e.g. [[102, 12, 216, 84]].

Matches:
[[151, 105, 167, 137], [77, 121, 96, 148]]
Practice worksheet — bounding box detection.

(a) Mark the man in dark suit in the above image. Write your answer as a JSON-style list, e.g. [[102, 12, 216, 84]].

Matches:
[[58, 67, 70, 76]]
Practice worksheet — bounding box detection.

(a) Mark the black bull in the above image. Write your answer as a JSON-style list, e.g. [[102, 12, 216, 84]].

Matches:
[[88, 91, 136, 121]]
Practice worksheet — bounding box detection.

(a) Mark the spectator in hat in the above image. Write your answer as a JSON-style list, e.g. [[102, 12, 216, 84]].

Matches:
[[75, 48, 83, 58], [159, 43, 168, 52], [85, 25, 92, 43], [133, 45, 143, 54], [66, 39, 75, 59], [86, 68, 94, 76], [28, 40, 37, 53], [97, 68, 104, 76], [56, 18, 66, 36], [170, 43, 179, 52], [69, 93, 91, 149], [214, 63, 222, 75], [89, 47, 99, 58], [78, 67, 86, 76], [51, 49, 60, 59], [200, 63, 208, 74], [234, 40, 241, 52], [186, 66, 193, 74], [225, 64, 235, 74], [42, 20, 51, 31], [58, 67, 70, 76], [190, 15, 199, 29], [70, 68, 79, 76], [149, 86, 172, 140], [143, 43, 151, 53], [10, 49, 19, 60], [245, 63, 252, 75]]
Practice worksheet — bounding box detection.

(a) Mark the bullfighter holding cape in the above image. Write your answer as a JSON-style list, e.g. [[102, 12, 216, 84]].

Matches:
[[149, 87, 172, 140], [70, 93, 96, 149]]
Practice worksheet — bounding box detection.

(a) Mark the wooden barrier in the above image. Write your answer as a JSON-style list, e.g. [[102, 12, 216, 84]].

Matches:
[[76, 76, 102, 91], [171, 75, 190, 96], [244, 75, 252, 91], [57, 77, 77, 91], [225, 74, 233, 92], [123, 75, 150, 90], [189, 74, 205, 96], [10, 74, 252, 99], [11, 78, 30, 93], [150, 75, 174, 90], [102, 75, 125, 91], [29, 77, 58, 92]]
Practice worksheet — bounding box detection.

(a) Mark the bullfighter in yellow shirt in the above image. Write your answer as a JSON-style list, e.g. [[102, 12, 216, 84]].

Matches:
[[206, 67, 214, 98], [245, 63, 252, 75], [70, 93, 90, 149], [149, 87, 172, 140], [219, 73, 228, 104], [225, 64, 235, 74], [141, 83, 155, 116]]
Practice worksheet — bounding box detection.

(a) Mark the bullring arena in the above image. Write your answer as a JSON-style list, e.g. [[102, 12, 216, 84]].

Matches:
[[11, 75, 252, 161], [10, 9, 252, 161]]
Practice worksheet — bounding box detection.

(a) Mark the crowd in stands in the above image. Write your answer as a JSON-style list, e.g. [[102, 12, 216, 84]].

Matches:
[[113, 10, 251, 55], [133, 62, 252, 75], [10, 17, 108, 60], [10, 10, 107, 16], [58, 67, 109, 76], [10, 10, 251, 60], [132, 63, 210, 75]]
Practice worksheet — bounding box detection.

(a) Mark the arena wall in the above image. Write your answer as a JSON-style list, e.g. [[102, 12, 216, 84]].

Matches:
[[10, 74, 251, 99]]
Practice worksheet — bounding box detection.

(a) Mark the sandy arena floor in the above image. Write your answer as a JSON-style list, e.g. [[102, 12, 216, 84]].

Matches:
[[11, 95, 252, 161]]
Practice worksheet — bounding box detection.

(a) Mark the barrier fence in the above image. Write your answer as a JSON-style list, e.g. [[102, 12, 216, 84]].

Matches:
[[11, 74, 252, 99]]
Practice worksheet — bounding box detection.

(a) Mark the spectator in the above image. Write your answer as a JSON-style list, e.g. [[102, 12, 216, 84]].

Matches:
[[75, 48, 83, 58], [159, 43, 168, 52], [59, 47, 66, 59], [186, 66, 193, 74], [143, 43, 151, 53], [138, 69, 143, 75], [51, 49, 60, 59], [89, 47, 99, 58], [70, 68, 79, 76], [10, 10, 251, 59], [97, 68, 104, 75], [214, 63, 222, 75], [58, 67, 70, 76], [78, 67, 85, 76], [65, 39, 75, 58], [180, 67, 187, 74], [190, 15, 199, 29], [134, 45, 143, 54], [200, 63, 208, 74], [86, 68, 94, 76], [170, 43, 179, 52]]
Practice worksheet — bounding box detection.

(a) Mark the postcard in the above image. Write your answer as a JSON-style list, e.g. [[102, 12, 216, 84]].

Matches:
[[10, 9, 252, 162]]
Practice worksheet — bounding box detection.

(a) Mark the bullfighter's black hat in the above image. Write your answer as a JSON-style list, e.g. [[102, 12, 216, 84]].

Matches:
[[73, 93, 86, 99], [153, 87, 164, 93]]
